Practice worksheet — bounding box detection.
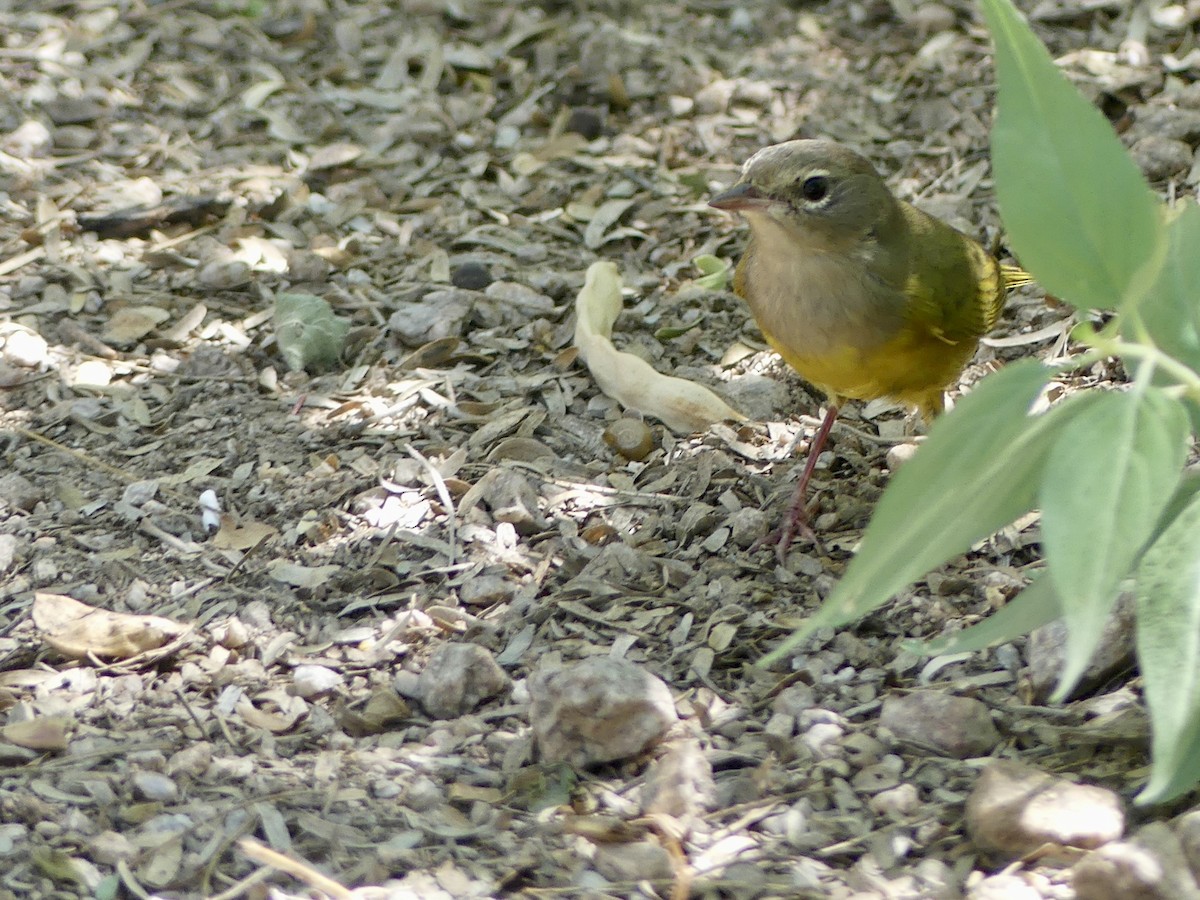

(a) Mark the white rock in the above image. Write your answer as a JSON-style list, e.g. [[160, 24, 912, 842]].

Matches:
[[967, 760, 1124, 859], [292, 664, 343, 698]]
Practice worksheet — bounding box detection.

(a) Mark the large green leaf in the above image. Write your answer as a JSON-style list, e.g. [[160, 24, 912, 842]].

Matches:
[[981, 0, 1165, 311], [1041, 388, 1189, 700], [1135, 492, 1200, 803], [918, 572, 1061, 657], [761, 360, 1091, 664], [1151, 467, 1200, 550], [1137, 202, 1200, 376]]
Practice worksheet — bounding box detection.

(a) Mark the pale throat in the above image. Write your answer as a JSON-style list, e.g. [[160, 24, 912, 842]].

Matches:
[[740, 211, 903, 355]]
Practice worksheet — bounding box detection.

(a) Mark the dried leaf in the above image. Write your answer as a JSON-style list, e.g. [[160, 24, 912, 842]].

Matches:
[[101, 306, 170, 344], [583, 198, 636, 249], [573, 262, 745, 433], [266, 560, 341, 588], [3, 715, 71, 751], [31, 593, 189, 660], [213, 517, 278, 550], [236, 692, 308, 733]]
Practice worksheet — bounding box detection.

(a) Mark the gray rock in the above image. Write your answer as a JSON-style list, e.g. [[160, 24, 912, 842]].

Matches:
[[388, 289, 474, 346], [1072, 823, 1200, 900], [416, 643, 511, 719], [530, 657, 677, 767], [880, 691, 999, 758]]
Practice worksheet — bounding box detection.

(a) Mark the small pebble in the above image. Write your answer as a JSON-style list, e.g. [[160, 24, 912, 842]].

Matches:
[[694, 79, 735, 115], [2, 120, 52, 158], [403, 775, 443, 812], [292, 664, 343, 698], [909, 2, 956, 34], [593, 841, 674, 882], [0, 473, 42, 513], [459, 574, 515, 607], [729, 6, 755, 33], [1072, 823, 1200, 900], [869, 783, 920, 817], [482, 468, 542, 533], [1, 327, 48, 368], [529, 657, 677, 767], [727, 507, 770, 548], [1026, 594, 1135, 702], [565, 107, 604, 140], [967, 873, 1042, 900], [132, 771, 178, 802], [0, 824, 27, 857], [1130, 135, 1193, 181], [451, 261, 492, 291], [89, 830, 136, 865], [388, 289, 473, 346], [372, 779, 403, 800], [604, 418, 655, 461], [801, 721, 844, 759], [0, 534, 17, 573], [416, 643, 510, 718], [886, 441, 920, 471]]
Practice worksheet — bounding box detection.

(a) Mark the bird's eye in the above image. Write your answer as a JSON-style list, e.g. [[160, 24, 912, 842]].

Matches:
[[801, 175, 829, 203]]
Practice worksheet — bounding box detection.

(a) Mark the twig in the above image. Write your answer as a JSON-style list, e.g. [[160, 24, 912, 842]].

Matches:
[[236, 837, 354, 900]]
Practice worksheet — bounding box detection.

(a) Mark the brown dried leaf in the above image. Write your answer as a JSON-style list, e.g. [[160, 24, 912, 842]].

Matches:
[[212, 517, 278, 550], [31, 593, 189, 660], [2, 715, 71, 751]]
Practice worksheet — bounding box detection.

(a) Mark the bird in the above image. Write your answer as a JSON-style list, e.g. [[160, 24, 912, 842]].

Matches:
[[709, 139, 1027, 560]]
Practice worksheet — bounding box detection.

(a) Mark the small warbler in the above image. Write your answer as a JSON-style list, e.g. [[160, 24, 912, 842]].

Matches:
[[710, 139, 1026, 558]]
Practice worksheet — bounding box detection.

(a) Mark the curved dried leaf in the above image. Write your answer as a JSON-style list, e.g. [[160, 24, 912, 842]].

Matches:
[[32, 593, 188, 660], [573, 262, 745, 433]]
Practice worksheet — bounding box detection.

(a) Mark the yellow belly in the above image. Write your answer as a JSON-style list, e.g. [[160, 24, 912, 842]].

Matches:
[[763, 324, 976, 419]]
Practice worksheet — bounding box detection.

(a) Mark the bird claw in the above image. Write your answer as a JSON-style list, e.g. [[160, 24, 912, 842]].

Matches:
[[774, 514, 817, 565], [751, 497, 818, 564]]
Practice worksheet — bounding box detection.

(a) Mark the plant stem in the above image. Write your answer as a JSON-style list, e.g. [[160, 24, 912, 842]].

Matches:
[[1097, 339, 1200, 401]]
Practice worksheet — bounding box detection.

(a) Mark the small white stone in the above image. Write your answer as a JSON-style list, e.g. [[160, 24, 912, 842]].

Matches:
[[132, 771, 178, 802], [292, 664, 343, 698]]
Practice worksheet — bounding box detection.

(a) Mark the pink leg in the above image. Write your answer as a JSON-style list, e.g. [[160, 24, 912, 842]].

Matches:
[[775, 404, 839, 563]]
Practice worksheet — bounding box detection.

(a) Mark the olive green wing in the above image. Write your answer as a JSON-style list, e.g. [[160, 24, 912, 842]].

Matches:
[[896, 204, 1006, 345]]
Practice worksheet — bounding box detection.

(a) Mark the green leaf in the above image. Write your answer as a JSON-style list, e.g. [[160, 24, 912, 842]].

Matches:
[[1041, 388, 1189, 700], [273, 292, 350, 373], [691, 254, 731, 291], [1136, 202, 1200, 375], [1135, 492, 1200, 803], [654, 317, 705, 341], [1151, 466, 1200, 549], [981, 0, 1166, 310], [761, 359, 1082, 664], [918, 572, 1061, 656]]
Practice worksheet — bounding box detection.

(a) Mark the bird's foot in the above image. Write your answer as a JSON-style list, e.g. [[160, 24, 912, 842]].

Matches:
[[751, 497, 818, 564], [774, 494, 818, 564]]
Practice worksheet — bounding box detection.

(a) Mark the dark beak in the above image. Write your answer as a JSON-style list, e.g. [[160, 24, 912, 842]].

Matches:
[[708, 182, 768, 211]]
